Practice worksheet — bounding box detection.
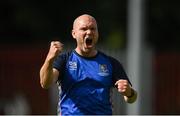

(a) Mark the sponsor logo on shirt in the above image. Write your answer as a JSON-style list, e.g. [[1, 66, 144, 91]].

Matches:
[[69, 61, 77, 70], [98, 64, 109, 76]]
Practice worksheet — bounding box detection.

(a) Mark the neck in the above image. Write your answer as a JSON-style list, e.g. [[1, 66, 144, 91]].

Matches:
[[75, 48, 97, 57]]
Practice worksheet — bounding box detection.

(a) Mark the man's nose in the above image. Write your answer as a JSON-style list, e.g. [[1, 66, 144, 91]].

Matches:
[[86, 29, 92, 34]]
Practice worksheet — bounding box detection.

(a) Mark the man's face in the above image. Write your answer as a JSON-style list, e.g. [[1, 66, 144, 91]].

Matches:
[[72, 15, 99, 53]]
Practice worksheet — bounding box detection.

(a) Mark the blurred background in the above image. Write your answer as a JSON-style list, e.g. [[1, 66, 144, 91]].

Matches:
[[0, 0, 180, 115]]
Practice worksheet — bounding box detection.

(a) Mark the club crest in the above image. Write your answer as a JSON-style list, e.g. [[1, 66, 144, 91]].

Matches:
[[98, 64, 109, 76]]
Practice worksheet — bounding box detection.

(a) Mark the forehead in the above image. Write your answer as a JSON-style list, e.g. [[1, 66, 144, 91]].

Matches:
[[73, 15, 97, 28]]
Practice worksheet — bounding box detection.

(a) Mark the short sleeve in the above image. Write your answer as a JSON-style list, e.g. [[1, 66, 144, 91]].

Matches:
[[53, 53, 67, 71], [53, 51, 72, 82], [109, 56, 132, 86]]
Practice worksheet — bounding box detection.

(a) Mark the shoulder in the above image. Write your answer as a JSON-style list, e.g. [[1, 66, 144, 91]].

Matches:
[[53, 50, 73, 68], [56, 50, 73, 60], [98, 51, 120, 65]]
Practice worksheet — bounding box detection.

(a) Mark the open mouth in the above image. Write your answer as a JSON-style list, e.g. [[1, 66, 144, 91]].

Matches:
[[85, 37, 93, 46]]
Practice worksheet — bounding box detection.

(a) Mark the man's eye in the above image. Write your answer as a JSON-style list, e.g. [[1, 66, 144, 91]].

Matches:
[[81, 28, 86, 31], [91, 28, 95, 30]]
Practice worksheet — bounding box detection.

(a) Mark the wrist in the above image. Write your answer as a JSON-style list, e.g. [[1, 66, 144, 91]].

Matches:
[[45, 55, 56, 64], [124, 88, 137, 103], [126, 88, 135, 98]]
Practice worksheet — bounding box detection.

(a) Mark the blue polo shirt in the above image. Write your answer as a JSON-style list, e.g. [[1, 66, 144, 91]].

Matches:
[[53, 50, 130, 115]]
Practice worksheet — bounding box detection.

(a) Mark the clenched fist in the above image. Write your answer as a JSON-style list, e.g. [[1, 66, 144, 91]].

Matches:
[[46, 41, 63, 61], [115, 79, 132, 97]]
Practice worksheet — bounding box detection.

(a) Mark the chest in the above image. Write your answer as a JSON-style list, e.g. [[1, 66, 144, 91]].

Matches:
[[63, 55, 113, 87]]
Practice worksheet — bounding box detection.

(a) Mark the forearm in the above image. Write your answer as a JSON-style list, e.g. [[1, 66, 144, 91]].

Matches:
[[40, 59, 54, 89], [124, 88, 137, 103]]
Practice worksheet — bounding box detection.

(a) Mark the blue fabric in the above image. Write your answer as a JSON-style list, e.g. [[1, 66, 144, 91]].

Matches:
[[53, 50, 130, 115]]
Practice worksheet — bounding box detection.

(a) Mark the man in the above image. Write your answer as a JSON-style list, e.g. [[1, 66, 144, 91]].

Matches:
[[40, 14, 137, 115]]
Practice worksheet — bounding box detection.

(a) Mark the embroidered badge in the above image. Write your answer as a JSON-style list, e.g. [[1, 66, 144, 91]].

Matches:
[[69, 61, 77, 70], [98, 64, 109, 76]]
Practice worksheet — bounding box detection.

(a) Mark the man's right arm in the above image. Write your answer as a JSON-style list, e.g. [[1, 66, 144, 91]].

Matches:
[[39, 41, 63, 89], [40, 59, 59, 89]]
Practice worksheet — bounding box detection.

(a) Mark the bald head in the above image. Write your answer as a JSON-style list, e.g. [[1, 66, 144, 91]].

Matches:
[[71, 14, 99, 56], [73, 14, 97, 30]]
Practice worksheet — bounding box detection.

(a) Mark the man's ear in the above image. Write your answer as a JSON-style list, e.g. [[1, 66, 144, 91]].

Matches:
[[72, 30, 76, 39]]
